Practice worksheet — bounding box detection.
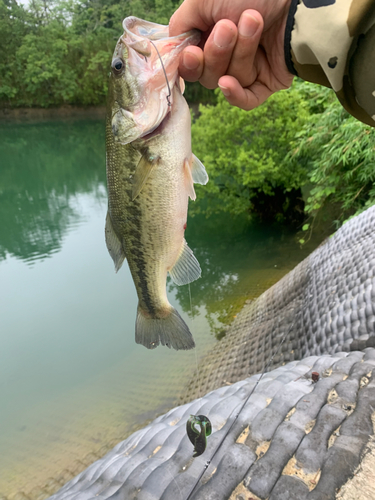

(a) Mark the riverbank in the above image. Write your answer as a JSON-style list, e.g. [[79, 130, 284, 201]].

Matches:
[[19, 202, 375, 500], [0, 115, 330, 500], [0, 103, 201, 124], [0, 106, 106, 123]]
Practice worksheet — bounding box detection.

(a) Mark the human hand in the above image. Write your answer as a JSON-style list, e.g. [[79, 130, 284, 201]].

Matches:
[[169, 0, 294, 110]]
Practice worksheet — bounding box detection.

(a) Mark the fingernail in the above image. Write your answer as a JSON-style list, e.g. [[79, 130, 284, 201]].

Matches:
[[213, 24, 234, 48], [219, 85, 231, 97], [182, 52, 200, 70], [239, 13, 260, 38]]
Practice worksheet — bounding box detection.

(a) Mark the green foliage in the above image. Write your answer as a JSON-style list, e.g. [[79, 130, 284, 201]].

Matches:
[[1, 0, 215, 108], [17, 23, 76, 106], [289, 85, 375, 222], [191, 84, 310, 218], [0, 0, 31, 104], [2, 0, 375, 231], [191, 80, 375, 227], [184, 82, 217, 107]]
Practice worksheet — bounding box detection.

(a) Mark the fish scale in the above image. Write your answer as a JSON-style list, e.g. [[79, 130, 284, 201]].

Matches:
[[106, 122, 156, 315], [105, 17, 208, 350]]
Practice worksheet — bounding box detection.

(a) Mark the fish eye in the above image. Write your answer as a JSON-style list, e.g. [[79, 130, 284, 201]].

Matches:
[[112, 58, 124, 74]]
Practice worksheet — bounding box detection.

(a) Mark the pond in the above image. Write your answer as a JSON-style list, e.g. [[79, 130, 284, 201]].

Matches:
[[0, 119, 323, 498]]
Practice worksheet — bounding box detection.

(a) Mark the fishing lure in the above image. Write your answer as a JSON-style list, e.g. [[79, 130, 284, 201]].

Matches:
[[186, 415, 212, 457]]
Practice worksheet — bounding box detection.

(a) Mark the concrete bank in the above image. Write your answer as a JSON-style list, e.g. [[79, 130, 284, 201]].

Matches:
[[46, 206, 375, 499]]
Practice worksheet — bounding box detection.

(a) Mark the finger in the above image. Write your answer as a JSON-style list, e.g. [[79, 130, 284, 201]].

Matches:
[[227, 10, 263, 88], [218, 75, 274, 111], [169, 0, 212, 37], [199, 20, 237, 89], [178, 46, 204, 82]]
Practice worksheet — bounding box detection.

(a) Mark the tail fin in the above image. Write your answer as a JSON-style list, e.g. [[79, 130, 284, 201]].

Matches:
[[135, 305, 195, 351]]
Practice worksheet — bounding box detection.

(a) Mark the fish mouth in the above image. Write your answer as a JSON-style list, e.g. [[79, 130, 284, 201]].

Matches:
[[123, 16, 201, 47], [112, 17, 199, 145]]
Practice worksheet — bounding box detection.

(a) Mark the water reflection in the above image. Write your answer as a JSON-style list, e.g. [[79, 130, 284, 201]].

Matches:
[[0, 119, 218, 499], [169, 211, 316, 337], [0, 119, 321, 499], [0, 121, 106, 263]]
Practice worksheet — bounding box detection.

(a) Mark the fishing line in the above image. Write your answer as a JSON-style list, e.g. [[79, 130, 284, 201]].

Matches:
[[150, 37, 201, 397], [164, 465, 184, 500], [148, 32, 208, 488], [144, 32, 296, 499], [189, 282, 203, 399], [185, 319, 295, 500], [147, 32, 298, 499], [149, 40, 172, 106]]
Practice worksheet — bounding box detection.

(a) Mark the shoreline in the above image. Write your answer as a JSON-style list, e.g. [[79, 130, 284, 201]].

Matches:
[[0, 103, 200, 124], [0, 106, 107, 123]]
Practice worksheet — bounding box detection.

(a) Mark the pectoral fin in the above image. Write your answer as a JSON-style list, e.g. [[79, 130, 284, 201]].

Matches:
[[105, 212, 126, 272], [191, 154, 209, 185], [184, 159, 196, 201], [169, 239, 201, 285], [132, 154, 160, 200]]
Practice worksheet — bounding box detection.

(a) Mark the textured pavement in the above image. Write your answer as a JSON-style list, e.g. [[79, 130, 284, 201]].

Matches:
[[48, 206, 375, 499]]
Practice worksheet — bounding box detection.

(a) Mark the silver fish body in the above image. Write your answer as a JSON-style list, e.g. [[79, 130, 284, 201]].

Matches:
[[105, 18, 208, 350]]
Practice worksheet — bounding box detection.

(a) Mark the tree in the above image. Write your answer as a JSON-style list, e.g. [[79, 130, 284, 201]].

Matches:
[[289, 84, 375, 235], [191, 83, 310, 224], [0, 0, 31, 105], [0, 0, 187, 108]]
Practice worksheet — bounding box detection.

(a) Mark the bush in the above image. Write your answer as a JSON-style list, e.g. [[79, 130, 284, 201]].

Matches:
[[289, 85, 375, 228], [191, 83, 310, 223]]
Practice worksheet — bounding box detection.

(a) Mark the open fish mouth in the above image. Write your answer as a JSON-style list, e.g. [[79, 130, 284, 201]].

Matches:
[[123, 16, 201, 47], [121, 16, 200, 73], [110, 17, 200, 145], [123, 17, 171, 41]]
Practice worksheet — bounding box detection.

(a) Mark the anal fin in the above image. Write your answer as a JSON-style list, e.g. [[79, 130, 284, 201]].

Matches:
[[105, 211, 126, 272], [169, 239, 201, 285]]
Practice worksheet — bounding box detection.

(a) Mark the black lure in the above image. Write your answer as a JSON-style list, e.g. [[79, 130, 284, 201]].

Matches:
[[186, 415, 212, 457]]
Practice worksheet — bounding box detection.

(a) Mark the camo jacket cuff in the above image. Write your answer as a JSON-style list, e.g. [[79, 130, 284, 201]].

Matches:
[[285, 0, 375, 127]]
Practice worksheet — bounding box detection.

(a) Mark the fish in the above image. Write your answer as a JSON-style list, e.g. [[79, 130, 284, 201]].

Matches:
[[105, 17, 208, 351]]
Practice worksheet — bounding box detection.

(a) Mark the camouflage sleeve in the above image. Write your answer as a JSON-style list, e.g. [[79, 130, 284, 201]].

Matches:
[[284, 0, 375, 126]]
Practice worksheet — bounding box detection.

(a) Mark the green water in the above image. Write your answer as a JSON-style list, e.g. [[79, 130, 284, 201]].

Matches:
[[0, 119, 321, 498]]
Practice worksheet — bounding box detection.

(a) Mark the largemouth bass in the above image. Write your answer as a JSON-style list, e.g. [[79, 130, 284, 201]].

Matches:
[[105, 17, 208, 351]]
